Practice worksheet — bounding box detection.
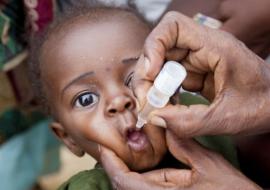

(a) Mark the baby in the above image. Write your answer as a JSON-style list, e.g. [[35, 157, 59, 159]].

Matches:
[[31, 5, 166, 172], [30, 4, 237, 189]]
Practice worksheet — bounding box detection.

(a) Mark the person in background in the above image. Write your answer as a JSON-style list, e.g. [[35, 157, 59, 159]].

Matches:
[[166, 0, 270, 59], [0, 1, 60, 190]]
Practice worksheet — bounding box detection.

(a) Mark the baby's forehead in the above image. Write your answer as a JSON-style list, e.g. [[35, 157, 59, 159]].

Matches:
[[43, 21, 140, 61], [42, 11, 148, 54], [49, 9, 147, 40], [42, 12, 149, 61], [40, 11, 149, 80]]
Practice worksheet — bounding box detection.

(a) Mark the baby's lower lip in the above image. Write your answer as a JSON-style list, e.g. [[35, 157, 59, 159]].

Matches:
[[127, 130, 148, 152]]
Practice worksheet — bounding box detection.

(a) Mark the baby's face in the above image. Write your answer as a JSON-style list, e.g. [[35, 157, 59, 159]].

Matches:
[[41, 17, 167, 170]]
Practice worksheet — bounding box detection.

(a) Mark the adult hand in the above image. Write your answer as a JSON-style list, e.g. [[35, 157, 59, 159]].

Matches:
[[100, 131, 261, 190], [133, 11, 270, 137], [219, 0, 270, 58]]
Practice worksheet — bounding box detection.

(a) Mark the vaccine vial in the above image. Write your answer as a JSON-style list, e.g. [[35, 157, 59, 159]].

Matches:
[[136, 61, 187, 129]]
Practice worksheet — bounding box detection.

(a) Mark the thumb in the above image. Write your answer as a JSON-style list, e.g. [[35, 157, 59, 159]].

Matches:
[[99, 145, 130, 177], [166, 130, 214, 168], [143, 12, 201, 80]]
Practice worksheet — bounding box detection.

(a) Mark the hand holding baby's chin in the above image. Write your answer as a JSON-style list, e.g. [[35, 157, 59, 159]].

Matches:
[[99, 131, 261, 190]]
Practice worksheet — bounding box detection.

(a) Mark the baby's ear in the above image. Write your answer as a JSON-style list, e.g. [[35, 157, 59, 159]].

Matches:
[[50, 122, 85, 157]]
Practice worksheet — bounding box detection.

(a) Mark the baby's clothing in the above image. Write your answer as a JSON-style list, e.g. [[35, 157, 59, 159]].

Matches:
[[58, 165, 112, 190]]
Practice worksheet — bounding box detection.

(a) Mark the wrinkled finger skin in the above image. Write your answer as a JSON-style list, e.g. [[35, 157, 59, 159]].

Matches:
[[134, 11, 270, 138], [165, 130, 262, 190]]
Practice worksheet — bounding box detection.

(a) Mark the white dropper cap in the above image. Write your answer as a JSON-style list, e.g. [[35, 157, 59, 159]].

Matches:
[[154, 61, 187, 96], [136, 61, 187, 129]]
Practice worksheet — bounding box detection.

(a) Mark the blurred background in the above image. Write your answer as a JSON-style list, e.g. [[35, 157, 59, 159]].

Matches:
[[1, 0, 270, 190]]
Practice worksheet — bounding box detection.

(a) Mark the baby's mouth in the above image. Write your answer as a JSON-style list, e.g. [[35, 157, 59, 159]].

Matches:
[[126, 128, 148, 152]]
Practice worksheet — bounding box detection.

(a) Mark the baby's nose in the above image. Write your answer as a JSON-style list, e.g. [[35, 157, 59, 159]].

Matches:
[[106, 95, 135, 116]]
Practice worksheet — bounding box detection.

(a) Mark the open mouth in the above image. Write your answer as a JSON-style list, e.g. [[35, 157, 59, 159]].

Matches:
[[126, 128, 148, 152]]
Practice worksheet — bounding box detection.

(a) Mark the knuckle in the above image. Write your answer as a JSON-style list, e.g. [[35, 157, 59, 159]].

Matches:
[[174, 114, 198, 137], [164, 11, 180, 19]]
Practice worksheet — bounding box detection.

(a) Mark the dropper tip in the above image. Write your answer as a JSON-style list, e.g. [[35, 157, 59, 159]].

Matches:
[[136, 117, 146, 129]]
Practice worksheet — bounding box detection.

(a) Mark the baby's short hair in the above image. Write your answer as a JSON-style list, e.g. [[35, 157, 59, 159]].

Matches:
[[29, 2, 150, 115]]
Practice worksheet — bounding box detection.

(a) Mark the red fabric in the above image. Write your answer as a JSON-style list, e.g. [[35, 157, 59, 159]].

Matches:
[[24, 0, 54, 33]]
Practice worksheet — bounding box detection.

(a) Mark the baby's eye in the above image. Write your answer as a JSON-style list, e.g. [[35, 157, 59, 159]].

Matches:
[[74, 92, 98, 108], [125, 72, 134, 89]]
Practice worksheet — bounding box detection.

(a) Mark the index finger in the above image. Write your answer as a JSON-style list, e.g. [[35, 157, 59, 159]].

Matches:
[[132, 55, 153, 109], [143, 11, 203, 79]]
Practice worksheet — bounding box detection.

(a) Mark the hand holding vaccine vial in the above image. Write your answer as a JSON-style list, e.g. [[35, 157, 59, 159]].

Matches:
[[136, 61, 187, 129]]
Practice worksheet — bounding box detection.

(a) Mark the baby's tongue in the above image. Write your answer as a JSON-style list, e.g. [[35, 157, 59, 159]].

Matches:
[[127, 129, 148, 152], [128, 130, 141, 141]]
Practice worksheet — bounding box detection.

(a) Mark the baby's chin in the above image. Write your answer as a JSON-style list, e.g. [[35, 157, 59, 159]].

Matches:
[[127, 153, 164, 172]]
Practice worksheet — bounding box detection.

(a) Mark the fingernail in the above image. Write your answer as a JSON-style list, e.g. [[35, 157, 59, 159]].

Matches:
[[144, 57, 150, 73], [135, 99, 142, 111], [149, 116, 167, 128]]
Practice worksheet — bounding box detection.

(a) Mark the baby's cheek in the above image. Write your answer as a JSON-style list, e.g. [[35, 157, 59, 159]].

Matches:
[[97, 136, 132, 163], [145, 126, 167, 160], [83, 142, 100, 161]]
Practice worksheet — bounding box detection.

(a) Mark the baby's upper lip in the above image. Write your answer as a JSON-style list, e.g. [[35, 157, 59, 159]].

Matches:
[[117, 112, 139, 137], [117, 112, 148, 152]]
